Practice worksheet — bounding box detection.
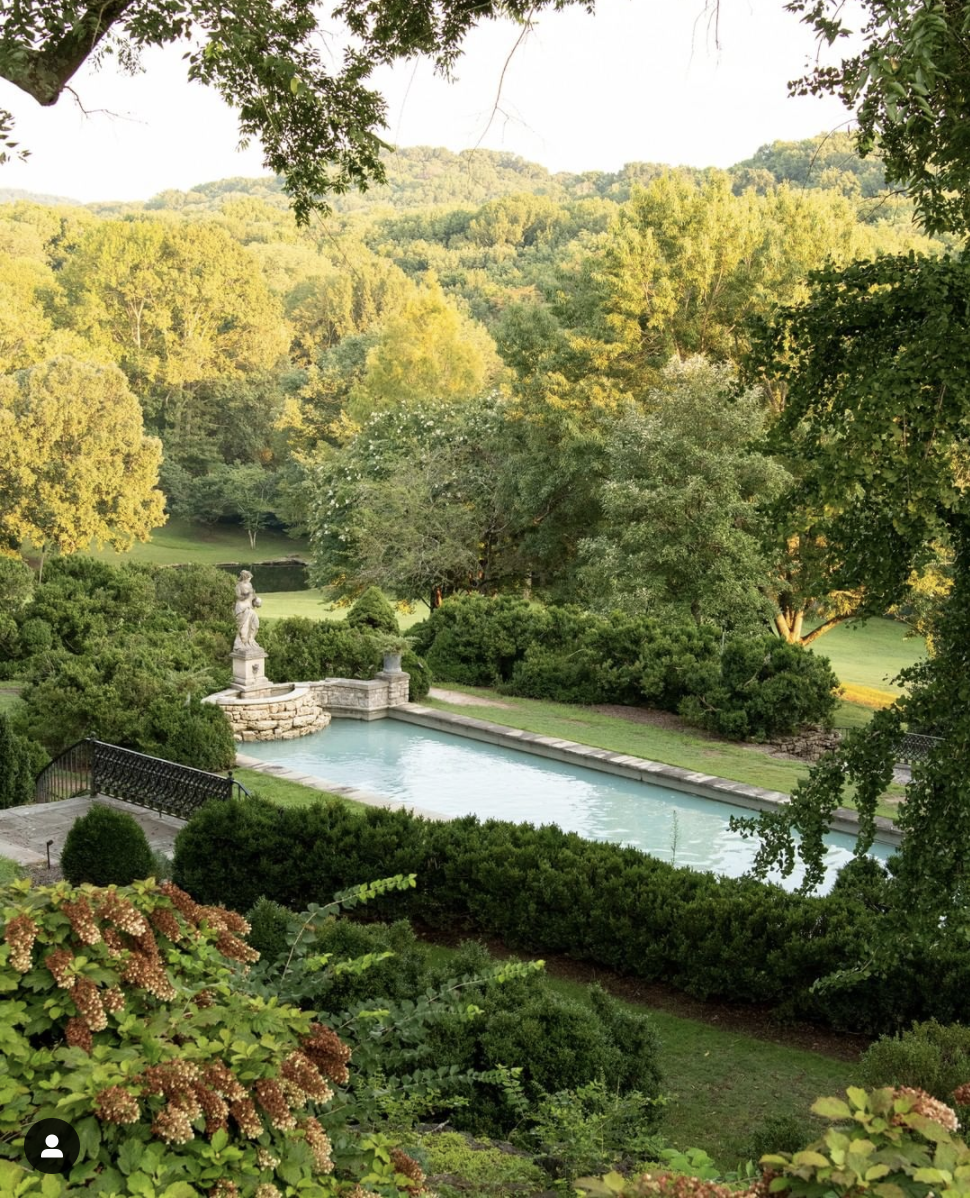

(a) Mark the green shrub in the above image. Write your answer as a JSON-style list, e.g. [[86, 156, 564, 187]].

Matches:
[[60, 802, 155, 886], [680, 636, 840, 740], [172, 794, 970, 1035], [264, 616, 382, 682], [246, 895, 294, 963], [142, 694, 236, 771], [415, 594, 541, 686], [402, 648, 433, 700], [418, 1130, 547, 1195], [861, 1020, 970, 1122], [0, 555, 33, 611], [150, 562, 237, 625], [523, 1080, 666, 1178], [347, 586, 400, 634], [417, 596, 835, 740], [733, 1111, 815, 1165], [0, 711, 33, 809]]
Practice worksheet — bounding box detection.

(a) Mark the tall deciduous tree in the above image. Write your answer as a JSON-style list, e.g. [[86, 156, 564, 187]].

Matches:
[[0, 356, 165, 573], [58, 219, 290, 421], [579, 357, 789, 630], [350, 277, 502, 415]]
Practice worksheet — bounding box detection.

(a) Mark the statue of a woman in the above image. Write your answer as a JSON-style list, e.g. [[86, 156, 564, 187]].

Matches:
[[233, 570, 262, 649]]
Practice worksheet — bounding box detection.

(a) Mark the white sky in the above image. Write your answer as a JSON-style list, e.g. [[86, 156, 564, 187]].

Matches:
[[0, 0, 856, 203]]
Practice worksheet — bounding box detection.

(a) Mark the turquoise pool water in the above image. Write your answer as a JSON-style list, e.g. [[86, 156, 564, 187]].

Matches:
[[242, 718, 893, 891]]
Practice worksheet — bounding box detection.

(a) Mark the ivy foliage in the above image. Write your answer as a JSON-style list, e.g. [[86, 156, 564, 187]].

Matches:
[[739, 254, 970, 912], [789, 0, 970, 236]]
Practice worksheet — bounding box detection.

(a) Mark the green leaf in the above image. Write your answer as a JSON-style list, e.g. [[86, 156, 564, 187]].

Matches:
[[813, 1096, 853, 1119]]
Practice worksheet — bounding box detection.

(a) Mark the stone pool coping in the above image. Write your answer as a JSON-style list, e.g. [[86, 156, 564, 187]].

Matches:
[[389, 703, 903, 848]]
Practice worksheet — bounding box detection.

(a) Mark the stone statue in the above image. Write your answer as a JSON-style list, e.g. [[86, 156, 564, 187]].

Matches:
[[233, 570, 263, 650]]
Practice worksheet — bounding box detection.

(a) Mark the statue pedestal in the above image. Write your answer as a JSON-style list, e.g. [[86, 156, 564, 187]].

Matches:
[[231, 644, 268, 693]]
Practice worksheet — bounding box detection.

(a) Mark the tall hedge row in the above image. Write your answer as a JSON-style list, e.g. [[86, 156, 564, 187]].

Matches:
[[172, 795, 967, 1035], [410, 595, 839, 740]]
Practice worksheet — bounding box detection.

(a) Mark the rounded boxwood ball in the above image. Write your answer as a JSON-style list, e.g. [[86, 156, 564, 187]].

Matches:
[[60, 802, 155, 886]]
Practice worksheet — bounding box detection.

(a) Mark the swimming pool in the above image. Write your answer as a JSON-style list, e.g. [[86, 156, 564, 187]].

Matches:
[[242, 718, 893, 891]]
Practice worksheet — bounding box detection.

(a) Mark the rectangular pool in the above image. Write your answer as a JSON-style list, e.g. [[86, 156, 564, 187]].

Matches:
[[242, 718, 892, 892]]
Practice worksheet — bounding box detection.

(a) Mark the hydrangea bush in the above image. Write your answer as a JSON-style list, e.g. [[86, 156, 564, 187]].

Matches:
[[0, 877, 428, 1197]]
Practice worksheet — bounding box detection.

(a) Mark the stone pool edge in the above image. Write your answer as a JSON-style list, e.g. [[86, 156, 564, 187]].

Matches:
[[389, 703, 902, 849]]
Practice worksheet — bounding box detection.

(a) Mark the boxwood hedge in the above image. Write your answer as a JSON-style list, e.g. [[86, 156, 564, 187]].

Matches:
[[172, 795, 967, 1035]]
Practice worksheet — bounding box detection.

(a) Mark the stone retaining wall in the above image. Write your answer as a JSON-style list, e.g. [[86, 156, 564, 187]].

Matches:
[[204, 671, 410, 740]]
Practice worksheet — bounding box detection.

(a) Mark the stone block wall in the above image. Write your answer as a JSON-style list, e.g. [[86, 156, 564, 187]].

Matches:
[[205, 686, 331, 743], [204, 671, 410, 740], [306, 671, 410, 720]]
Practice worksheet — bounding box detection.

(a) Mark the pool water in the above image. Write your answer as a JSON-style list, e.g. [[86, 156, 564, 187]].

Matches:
[[242, 718, 893, 892]]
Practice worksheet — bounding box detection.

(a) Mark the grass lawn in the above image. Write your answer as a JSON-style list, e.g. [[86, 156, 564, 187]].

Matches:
[[810, 617, 925, 693], [0, 687, 22, 715], [422, 943, 857, 1166], [84, 519, 310, 567], [262, 592, 430, 627], [230, 767, 366, 813]]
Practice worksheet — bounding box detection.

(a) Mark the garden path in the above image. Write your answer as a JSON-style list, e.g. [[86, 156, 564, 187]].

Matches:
[[0, 795, 185, 869]]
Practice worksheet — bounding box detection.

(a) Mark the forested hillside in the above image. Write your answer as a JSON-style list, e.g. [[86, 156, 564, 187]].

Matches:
[[0, 133, 946, 635]]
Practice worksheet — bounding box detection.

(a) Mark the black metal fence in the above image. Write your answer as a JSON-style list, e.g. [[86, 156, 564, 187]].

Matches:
[[895, 732, 944, 764], [35, 739, 248, 819]]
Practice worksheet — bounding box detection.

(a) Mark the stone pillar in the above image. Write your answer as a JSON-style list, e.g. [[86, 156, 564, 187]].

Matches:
[[232, 645, 268, 693]]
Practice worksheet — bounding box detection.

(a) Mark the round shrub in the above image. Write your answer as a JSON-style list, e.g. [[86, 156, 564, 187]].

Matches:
[[861, 1019, 970, 1122], [142, 694, 236, 771], [246, 895, 294, 964], [60, 802, 155, 886], [347, 585, 400, 634], [264, 617, 382, 683]]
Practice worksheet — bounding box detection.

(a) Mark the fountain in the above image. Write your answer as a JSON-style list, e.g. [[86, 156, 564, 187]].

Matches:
[[203, 571, 410, 742]]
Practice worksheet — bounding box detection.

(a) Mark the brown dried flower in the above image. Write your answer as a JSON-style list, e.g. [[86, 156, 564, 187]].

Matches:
[[893, 1087, 960, 1132], [4, 913, 38, 973], [301, 1023, 351, 1086], [230, 1098, 263, 1139], [45, 947, 76, 989], [62, 896, 101, 946], [254, 1077, 296, 1130], [302, 1116, 334, 1174], [65, 1017, 92, 1053], [94, 1086, 140, 1125]]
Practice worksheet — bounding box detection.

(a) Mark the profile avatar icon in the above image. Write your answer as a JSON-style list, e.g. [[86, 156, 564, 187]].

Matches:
[[24, 1118, 80, 1174]]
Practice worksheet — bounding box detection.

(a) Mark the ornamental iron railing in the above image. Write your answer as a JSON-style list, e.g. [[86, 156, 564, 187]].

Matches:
[[895, 731, 944, 764], [35, 739, 249, 819]]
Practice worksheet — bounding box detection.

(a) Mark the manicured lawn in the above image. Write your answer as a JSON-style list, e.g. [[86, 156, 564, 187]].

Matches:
[[425, 687, 902, 811], [422, 944, 857, 1167], [810, 617, 925, 693], [261, 591, 430, 626], [230, 767, 366, 813], [84, 518, 309, 567]]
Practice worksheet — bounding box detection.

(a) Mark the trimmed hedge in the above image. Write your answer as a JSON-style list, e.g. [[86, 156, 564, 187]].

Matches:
[[264, 615, 432, 701], [412, 595, 838, 740], [173, 796, 966, 1035]]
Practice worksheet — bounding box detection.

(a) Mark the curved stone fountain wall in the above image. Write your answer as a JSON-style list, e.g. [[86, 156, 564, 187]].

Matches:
[[204, 672, 410, 742]]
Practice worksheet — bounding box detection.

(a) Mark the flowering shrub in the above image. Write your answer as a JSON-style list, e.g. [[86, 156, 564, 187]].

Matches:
[[0, 877, 428, 1197], [579, 1086, 970, 1198]]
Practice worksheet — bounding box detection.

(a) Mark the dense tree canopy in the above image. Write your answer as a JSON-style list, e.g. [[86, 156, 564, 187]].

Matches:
[[0, 356, 165, 570]]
